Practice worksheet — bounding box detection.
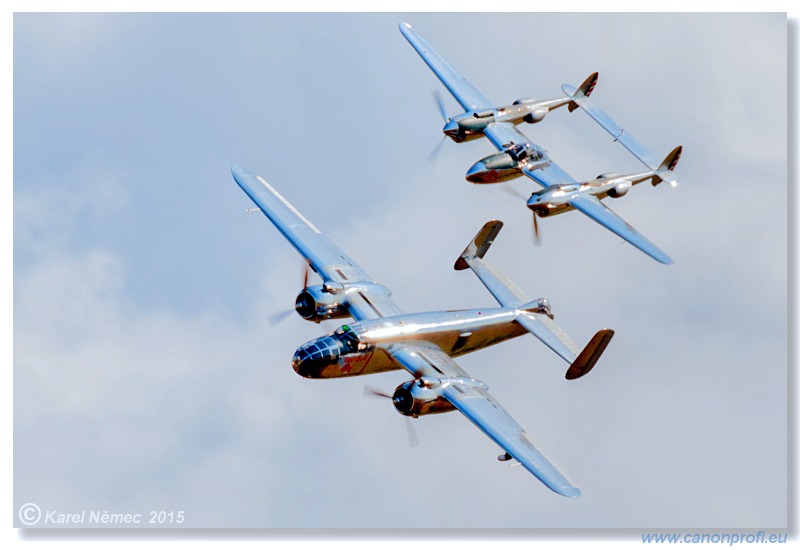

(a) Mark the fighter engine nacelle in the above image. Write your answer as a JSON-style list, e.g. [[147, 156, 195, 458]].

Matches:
[[295, 285, 350, 322], [523, 108, 548, 124], [607, 181, 632, 198], [511, 99, 547, 123], [392, 379, 456, 417]]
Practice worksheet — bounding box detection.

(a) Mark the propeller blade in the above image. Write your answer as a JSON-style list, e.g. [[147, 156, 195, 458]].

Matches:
[[500, 183, 527, 200], [427, 135, 447, 164], [267, 309, 295, 327], [268, 261, 311, 328], [432, 90, 448, 122], [405, 417, 420, 448], [363, 384, 420, 448], [302, 263, 310, 290], [364, 385, 393, 400], [532, 211, 541, 246]]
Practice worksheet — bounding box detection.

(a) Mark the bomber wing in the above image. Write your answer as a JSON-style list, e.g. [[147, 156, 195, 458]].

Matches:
[[399, 22, 495, 112], [232, 165, 404, 320], [388, 342, 581, 498]]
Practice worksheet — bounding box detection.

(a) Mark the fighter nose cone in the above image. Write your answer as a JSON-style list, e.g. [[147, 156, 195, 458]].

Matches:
[[443, 119, 459, 137], [466, 161, 489, 183]]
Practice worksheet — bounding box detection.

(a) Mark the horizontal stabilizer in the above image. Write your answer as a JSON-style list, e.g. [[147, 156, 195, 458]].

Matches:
[[565, 329, 615, 380], [515, 313, 581, 365], [457, 221, 614, 372], [455, 220, 503, 271], [561, 81, 662, 171], [455, 221, 530, 308]]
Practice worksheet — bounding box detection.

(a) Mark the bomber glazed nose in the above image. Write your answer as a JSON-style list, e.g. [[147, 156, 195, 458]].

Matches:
[[291, 335, 343, 378], [291, 349, 308, 375]]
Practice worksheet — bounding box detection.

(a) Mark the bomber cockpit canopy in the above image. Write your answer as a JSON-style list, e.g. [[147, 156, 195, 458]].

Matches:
[[333, 324, 361, 352]]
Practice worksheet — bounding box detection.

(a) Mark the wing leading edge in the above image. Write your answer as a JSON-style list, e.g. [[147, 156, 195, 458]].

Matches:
[[563, 82, 660, 170], [231, 165, 404, 320], [388, 342, 580, 498], [399, 22, 494, 112]]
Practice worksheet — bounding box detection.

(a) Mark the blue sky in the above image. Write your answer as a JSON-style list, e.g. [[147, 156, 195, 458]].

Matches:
[[13, 12, 788, 529]]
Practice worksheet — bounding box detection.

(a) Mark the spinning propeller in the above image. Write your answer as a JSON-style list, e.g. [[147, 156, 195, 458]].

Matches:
[[427, 90, 449, 163], [498, 183, 541, 246], [363, 382, 420, 448], [267, 263, 311, 326]]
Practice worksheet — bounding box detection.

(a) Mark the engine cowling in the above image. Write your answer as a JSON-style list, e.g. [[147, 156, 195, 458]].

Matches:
[[513, 97, 537, 105], [607, 181, 632, 198], [295, 285, 349, 322], [392, 379, 456, 417], [523, 107, 548, 124]]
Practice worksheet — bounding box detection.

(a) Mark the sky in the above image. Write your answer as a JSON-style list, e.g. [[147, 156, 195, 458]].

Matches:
[[12, 12, 788, 530]]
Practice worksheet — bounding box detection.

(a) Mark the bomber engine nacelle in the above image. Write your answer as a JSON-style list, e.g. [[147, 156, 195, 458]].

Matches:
[[465, 151, 521, 184], [607, 180, 632, 198], [295, 285, 350, 323], [392, 379, 456, 417]]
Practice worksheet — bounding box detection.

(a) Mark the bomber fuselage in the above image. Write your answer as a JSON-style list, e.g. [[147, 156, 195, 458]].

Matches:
[[291, 308, 528, 379]]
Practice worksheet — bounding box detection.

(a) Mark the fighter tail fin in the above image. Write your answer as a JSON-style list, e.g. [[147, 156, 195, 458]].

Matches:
[[650, 145, 682, 187], [567, 72, 599, 112]]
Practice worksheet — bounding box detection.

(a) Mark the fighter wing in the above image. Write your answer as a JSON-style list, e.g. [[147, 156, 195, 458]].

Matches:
[[483, 123, 577, 190], [568, 194, 673, 265], [483, 122, 532, 151], [232, 165, 404, 320], [399, 22, 495, 112], [496, 152, 673, 265], [388, 342, 580, 498]]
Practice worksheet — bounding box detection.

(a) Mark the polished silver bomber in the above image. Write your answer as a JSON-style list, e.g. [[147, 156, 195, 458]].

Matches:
[[232, 165, 614, 498], [399, 22, 682, 265]]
